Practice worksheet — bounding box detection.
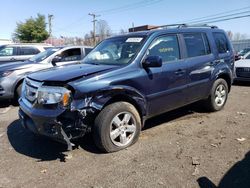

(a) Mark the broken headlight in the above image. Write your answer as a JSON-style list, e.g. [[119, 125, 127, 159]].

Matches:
[[37, 86, 71, 106]]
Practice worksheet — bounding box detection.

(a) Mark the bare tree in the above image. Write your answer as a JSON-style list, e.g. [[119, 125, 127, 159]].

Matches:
[[96, 20, 112, 42], [232, 32, 248, 41]]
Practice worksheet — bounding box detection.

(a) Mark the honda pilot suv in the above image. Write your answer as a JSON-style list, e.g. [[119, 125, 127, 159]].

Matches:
[[19, 25, 234, 152]]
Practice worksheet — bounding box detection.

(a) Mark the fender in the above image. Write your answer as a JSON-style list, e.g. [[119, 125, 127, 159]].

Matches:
[[71, 85, 147, 118]]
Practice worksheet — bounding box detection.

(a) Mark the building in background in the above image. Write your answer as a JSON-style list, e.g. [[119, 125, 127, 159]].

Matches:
[[0, 39, 12, 45]]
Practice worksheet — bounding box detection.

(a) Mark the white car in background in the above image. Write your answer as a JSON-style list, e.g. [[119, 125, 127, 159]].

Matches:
[[235, 51, 250, 82]]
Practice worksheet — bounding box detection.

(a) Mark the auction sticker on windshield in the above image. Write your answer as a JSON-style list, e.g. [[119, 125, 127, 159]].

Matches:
[[126, 38, 143, 43]]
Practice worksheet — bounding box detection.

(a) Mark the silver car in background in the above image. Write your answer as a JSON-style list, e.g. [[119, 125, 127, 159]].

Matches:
[[234, 52, 250, 82], [0, 45, 92, 101], [0, 43, 52, 63]]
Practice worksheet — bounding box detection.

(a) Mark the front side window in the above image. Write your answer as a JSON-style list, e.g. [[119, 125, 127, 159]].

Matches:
[[0, 46, 15, 56], [183, 33, 211, 58], [82, 36, 146, 65], [213, 32, 230, 54], [59, 48, 81, 61], [147, 35, 180, 62]]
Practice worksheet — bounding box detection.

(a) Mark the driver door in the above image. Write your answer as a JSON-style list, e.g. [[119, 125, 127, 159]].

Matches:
[[145, 35, 189, 116]]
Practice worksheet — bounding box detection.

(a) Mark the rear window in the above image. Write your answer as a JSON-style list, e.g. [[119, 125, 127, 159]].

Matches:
[[183, 33, 211, 58], [213, 32, 230, 54]]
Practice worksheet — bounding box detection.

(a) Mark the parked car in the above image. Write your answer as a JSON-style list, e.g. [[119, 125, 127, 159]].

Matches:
[[234, 51, 250, 82], [0, 45, 92, 101], [0, 43, 52, 64], [237, 47, 250, 59], [19, 25, 234, 152]]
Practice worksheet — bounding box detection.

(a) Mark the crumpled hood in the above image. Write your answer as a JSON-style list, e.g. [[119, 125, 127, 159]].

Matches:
[[28, 63, 118, 82], [235, 59, 250, 68], [0, 61, 34, 71]]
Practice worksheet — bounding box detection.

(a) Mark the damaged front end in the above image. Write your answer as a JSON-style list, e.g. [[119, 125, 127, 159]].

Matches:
[[19, 78, 99, 150]]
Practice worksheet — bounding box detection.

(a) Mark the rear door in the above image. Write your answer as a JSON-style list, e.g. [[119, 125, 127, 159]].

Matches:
[[145, 34, 189, 116], [212, 32, 234, 74], [17, 46, 40, 61], [182, 32, 215, 102]]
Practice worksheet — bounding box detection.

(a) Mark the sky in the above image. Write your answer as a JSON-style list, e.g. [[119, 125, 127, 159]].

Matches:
[[0, 0, 249, 40]]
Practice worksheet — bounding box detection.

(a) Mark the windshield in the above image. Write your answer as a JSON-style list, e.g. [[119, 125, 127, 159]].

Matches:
[[82, 36, 146, 65], [29, 48, 61, 63]]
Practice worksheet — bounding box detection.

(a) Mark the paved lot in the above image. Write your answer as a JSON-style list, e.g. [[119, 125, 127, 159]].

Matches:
[[0, 84, 249, 188]]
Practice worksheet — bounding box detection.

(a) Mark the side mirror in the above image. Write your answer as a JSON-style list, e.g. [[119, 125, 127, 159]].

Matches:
[[142, 56, 162, 68], [51, 55, 62, 66]]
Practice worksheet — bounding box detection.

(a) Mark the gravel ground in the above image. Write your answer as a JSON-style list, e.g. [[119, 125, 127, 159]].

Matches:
[[0, 84, 249, 188]]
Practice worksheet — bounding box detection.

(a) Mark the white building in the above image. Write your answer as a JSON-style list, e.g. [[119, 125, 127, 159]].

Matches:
[[0, 39, 12, 45]]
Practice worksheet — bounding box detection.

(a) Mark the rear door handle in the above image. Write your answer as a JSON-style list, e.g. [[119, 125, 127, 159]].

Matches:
[[10, 58, 16, 61]]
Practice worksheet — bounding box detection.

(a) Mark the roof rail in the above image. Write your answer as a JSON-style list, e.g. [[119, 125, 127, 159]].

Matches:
[[149, 24, 218, 30]]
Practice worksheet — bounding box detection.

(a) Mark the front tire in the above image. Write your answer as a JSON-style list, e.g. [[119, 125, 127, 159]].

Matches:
[[93, 102, 141, 153], [204, 78, 228, 112]]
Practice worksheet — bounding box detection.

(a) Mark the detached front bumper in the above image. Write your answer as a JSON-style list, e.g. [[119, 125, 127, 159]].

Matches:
[[19, 97, 75, 150]]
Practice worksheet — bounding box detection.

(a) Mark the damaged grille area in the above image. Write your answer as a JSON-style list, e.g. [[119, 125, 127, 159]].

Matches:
[[56, 110, 92, 140]]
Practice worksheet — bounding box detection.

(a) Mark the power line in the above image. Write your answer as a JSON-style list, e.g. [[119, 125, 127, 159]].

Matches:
[[95, 0, 163, 15], [180, 6, 250, 23], [53, 0, 163, 34], [194, 14, 250, 25], [188, 10, 250, 24]]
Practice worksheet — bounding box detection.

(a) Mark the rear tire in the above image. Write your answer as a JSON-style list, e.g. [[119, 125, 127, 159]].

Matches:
[[204, 78, 228, 112], [93, 102, 141, 153]]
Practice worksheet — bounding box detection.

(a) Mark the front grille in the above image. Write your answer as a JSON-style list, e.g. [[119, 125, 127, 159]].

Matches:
[[236, 67, 250, 78], [24, 78, 43, 102]]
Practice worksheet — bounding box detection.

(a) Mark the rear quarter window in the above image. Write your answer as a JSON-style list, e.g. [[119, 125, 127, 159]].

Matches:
[[183, 33, 211, 58], [213, 32, 230, 54]]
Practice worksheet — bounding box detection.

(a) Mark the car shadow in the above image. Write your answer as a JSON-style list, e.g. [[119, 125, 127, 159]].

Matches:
[[7, 119, 102, 162], [7, 120, 69, 162], [197, 150, 250, 188], [233, 81, 250, 87], [7, 102, 208, 161], [0, 99, 18, 108], [143, 102, 207, 130]]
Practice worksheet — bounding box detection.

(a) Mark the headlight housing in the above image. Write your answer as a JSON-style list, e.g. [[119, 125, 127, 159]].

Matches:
[[37, 86, 71, 106]]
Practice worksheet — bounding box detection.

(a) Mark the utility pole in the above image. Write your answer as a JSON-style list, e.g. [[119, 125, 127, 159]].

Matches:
[[88, 13, 100, 45], [48, 14, 54, 45]]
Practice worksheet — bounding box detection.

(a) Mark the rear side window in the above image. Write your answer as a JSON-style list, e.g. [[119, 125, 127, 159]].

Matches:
[[147, 35, 180, 62], [183, 33, 211, 58], [213, 32, 230, 54], [19, 47, 40, 55]]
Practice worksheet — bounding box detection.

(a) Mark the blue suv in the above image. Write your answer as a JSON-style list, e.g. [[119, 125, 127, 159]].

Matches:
[[19, 25, 235, 152]]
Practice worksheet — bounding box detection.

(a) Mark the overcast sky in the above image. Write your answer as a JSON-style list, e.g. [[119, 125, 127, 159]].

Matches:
[[0, 0, 249, 39]]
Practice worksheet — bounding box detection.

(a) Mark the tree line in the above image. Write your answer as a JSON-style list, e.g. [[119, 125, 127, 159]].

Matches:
[[12, 14, 249, 46]]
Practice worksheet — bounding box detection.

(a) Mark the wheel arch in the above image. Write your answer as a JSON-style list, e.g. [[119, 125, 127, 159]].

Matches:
[[216, 73, 232, 92]]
